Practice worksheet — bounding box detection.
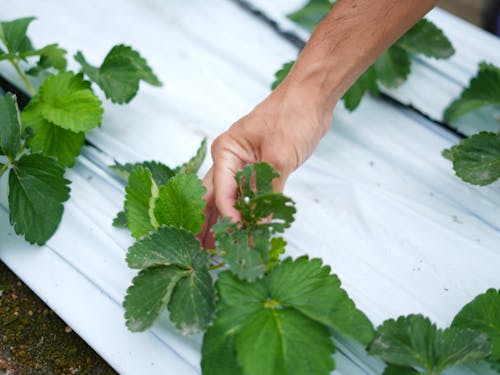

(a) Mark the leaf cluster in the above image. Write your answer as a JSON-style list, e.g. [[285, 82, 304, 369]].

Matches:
[[370, 289, 500, 374], [272, 1, 455, 111], [117, 160, 375, 374], [0, 17, 160, 245]]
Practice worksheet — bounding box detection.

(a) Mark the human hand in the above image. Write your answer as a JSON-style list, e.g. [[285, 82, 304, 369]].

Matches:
[[200, 81, 333, 248]]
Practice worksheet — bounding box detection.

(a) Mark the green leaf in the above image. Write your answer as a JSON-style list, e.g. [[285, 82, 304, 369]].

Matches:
[[123, 266, 187, 332], [452, 289, 500, 362], [0, 93, 22, 158], [0, 17, 35, 54], [235, 308, 335, 375], [153, 173, 206, 234], [267, 256, 374, 345], [23, 71, 103, 132], [8, 153, 70, 245], [369, 314, 491, 373], [177, 138, 207, 175], [22, 104, 84, 167], [168, 265, 216, 334], [383, 364, 418, 375], [342, 65, 378, 111], [271, 61, 294, 90], [444, 62, 500, 123], [125, 226, 215, 333], [213, 218, 271, 282], [203, 257, 370, 375], [110, 160, 175, 186], [202, 319, 242, 375], [124, 167, 159, 239], [23, 44, 67, 76], [397, 18, 455, 59], [286, 0, 332, 32], [126, 226, 205, 269], [75, 45, 161, 104], [375, 46, 411, 88], [112, 210, 127, 228], [449, 132, 500, 186], [235, 162, 295, 232]]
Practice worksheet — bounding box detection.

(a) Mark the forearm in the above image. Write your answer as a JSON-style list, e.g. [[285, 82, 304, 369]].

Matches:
[[282, 0, 439, 114]]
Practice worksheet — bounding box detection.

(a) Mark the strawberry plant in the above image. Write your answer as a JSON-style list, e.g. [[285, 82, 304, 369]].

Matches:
[[0, 16, 161, 245], [115, 160, 375, 374]]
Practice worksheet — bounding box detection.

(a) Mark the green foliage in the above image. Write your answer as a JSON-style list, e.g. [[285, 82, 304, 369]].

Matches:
[[452, 289, 500, 365], [177, 138, 207, 175], [383, 365, 418, 375], [369, 314, 491, 374], [124, 167, 159, 239], [444, 62, 500, 124], [21, 106, 84, 167], [23, 72, 103, 132], [213, 163, 296, 281], [110, 160, 176, 186], [75, 44, 161, 103], [112, 210, 128, 228], [124, 226, 215, 333], [202, 256, 374, 375], [444, 132, 500, 186], [0, 93, 21, 159], [8, 153, 70, 245], [342, 66, 378, 111], [153, 173, 206, 234], [374, 46, 411, 88], [23, 44, 68, 76], [0, 17, 35, 55], [286, 0, 332, 32], [271, 61, 294, 90]]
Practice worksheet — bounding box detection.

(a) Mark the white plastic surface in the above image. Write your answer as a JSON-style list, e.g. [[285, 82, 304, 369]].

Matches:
[[0, 1, 499, 374]]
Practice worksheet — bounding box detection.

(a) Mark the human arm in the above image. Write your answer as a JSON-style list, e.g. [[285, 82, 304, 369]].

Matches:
[[201, 0, 439, 243]]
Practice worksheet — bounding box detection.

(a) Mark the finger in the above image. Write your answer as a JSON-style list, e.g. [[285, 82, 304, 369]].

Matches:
[[213, 151, 244, 222]]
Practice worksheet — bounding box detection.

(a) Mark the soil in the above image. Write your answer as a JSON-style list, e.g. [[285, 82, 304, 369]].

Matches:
[[0, 261, 116, 375]]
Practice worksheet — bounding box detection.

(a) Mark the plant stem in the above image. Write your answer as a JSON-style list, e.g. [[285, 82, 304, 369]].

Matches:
[[8, 57, 36, 96], [208, 263, 225, 271]]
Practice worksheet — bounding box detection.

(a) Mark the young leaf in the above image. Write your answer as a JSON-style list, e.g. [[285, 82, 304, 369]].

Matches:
[[0, 17, 35, 54], [342, 65, 378, 111], [369, 314, 491, 373], [124, 167, 159, 239], [8, 153, 70, 245], [271, 61, 294, 90], [22, 105, 84, 167], [449, 132, 500, 186], [22, 71, 103, 132], [125, 226, 215, 333], [0, 93, 22, 159], [153, 173, 206, 234], [396, 18, 455, 59], [23, 43, 67, 76], [444, 62, 500, 123], [286, 0, 332, 32], [375, 46, 411, 88], [124, 266, 187, 332], [75, 45, 161, 104], [110, 160, 175, 186], [452, 289, 500, 363], [213, 218, 271, 282], [203, 257, 370, 375], [177, 138, 207, 175]]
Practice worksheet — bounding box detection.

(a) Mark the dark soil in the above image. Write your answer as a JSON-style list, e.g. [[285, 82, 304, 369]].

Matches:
[[0, 261, 116, 375]]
